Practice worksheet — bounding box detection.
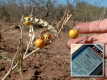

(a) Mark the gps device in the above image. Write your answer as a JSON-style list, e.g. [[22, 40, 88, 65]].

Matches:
[[71, 44, 104, 77]]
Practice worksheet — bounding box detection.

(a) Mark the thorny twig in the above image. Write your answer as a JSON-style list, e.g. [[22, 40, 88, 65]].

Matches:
[[2, 25, 23, 80], [58, 13, 72, 34], [2, 21, 36, 80], [56, 9, 72, 36], [56, 9, 68, 30], [23, 26, 35, 57], [2, 39, 22, 80], [2, 48, 40, 80], [23, 48, 40, 59]]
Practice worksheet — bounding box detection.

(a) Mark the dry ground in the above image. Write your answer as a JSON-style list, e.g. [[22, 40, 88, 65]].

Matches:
[[0, 22, 106, 80], [0, 22, 71, 80]]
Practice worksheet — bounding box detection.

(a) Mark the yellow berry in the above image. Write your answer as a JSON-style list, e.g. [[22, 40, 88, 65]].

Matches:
[[68, 29, 79, 38], [42, 33, 52, 40], [23, 16, 33, 26], [34, 38, 45, 48]]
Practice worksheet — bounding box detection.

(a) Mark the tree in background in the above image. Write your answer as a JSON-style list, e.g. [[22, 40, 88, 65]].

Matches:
[[0, 0, 106, 23], [73, 2, 107, 22]]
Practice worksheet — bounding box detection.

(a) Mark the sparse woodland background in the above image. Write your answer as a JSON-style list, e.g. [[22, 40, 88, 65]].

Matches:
[[0, 0, 107, 23]]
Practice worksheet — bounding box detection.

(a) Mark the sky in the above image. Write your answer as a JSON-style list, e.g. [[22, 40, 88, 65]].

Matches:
[[57, 0, 107, 7], [0, 0, 107, 7]]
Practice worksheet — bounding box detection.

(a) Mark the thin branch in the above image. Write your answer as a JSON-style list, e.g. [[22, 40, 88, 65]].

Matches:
[[23, 38, 32, 57], [58, 13, 72, 34], [2, 40, 21, 80], [2, 25, 23, 80], [23, 26, 35, 57], [23, 48, 40, 59]]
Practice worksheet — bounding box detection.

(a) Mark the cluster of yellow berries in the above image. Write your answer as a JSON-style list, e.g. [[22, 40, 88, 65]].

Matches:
[[34, 33, 53, 48], [34, 29, 79, 48], [34, 28, 79, 48], [23, 16, 79, 48], [22, 16, 54, 48]]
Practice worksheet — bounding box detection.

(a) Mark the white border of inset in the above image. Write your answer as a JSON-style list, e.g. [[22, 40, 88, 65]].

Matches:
[[70, 43, 104, 77]]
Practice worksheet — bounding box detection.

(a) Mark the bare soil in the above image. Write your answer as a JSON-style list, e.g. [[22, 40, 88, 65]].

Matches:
[[0, 22, 106, 80], [0, 22, 71, 80]]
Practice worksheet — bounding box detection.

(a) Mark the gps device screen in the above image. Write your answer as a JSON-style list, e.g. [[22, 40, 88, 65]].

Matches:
[[71, 45, 104, 77]]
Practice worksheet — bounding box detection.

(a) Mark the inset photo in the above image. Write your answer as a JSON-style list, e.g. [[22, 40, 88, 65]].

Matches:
[[70, 44, 104, 77], [105, 59, 107, 77]]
